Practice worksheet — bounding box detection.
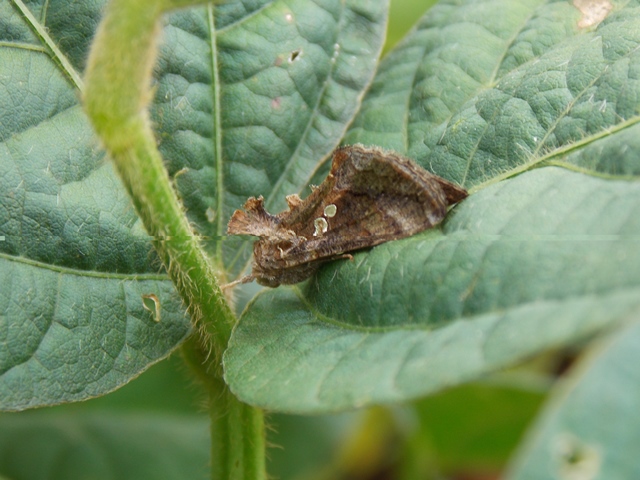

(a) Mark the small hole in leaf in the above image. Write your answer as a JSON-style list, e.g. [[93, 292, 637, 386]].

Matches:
[[206, 207, 216, 223], [289, 49, 301, 62], [142, 294, 161, 322], [554, 433, 601, 480]]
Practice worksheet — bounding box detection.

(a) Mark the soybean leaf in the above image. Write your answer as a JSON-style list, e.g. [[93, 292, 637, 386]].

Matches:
[[224, 0, 640, 413], [505, 319, 640, 480], [0, 412, 209, 480], [0, 0, 191, 411], [0, 0, 389, 410]]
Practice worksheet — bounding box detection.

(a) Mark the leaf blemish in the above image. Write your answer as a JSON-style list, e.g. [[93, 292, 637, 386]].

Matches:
[[553, 432, 601, 479], [206, 207, 216, 223], [331, 43, 340, 63], [573, 0, 612, 28], [289, 49, 301, 62], [141, 294, 161, 322]]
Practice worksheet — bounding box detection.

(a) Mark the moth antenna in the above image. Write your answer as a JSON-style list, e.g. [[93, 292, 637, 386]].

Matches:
[[220, 274, 255, 290]]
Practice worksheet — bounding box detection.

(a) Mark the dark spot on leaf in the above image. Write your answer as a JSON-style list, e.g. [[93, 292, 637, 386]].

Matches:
[[289, 49, 301, 62], [554, 433, 601, 479]]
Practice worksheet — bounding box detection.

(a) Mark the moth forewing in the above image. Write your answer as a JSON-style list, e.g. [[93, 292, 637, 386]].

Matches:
[[225, 144, 468, 288]]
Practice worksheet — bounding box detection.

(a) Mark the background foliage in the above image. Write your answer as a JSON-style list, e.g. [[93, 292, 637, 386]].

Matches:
[[1, 0, 639, 478]]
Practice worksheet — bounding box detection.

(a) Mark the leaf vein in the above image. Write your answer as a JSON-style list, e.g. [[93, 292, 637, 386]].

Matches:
[[0, 253, 170, 281]]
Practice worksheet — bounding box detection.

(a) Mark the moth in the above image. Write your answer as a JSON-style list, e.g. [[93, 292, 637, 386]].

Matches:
[[226, 144, 467, 288]]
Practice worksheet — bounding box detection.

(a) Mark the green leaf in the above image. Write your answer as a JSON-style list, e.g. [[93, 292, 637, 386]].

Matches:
[[225, 167, 640, 412], [407, 382, 546, 475], [54, 353, 204, 414], [505, 319, 640, 479], [345, 0, 640, 184], [345, 0, 577, 156], [1, 0, 389, 410], [0, 355, 208, 478], [383, 0, 437, 55], [225, 0, 640, 412], [0, 1, 193, 410], [0, 412, 209, 480]]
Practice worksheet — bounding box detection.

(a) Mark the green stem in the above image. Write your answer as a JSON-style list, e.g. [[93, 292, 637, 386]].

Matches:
[[83, 1, 266, 478], [183, 337, 266, 479], [210, 379, 267, 479]]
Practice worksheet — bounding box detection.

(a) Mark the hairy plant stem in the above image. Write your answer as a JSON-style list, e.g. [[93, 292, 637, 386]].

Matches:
[[83, 1, 266, 478], [183, 337, 267, 478]]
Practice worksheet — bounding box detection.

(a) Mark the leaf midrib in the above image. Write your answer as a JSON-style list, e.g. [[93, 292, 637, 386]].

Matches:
[[472, 115, 640, 194], [288, 283, 640, 334], [0, 252, 170, 281], [208, 4, 225, 259]]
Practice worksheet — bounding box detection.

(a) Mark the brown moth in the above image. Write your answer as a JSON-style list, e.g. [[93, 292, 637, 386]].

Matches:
[[226, 144, 467, 288]]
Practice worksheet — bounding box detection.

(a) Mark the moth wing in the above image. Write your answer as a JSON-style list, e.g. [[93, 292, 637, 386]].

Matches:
[[283, 187, 447, 262], [282, 145, 465, 261], [432, 175, 468, 205], [332, 145, 465, 204], [227, 196, 281, 237], [251, 145, 468, 274]]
